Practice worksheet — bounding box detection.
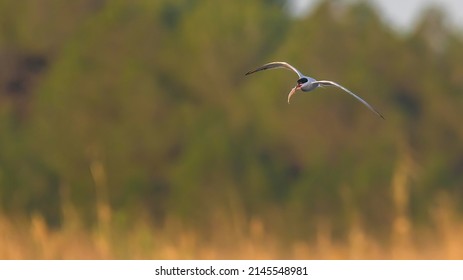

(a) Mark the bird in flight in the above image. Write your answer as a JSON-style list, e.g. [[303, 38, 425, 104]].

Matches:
[[245, 61, 384, 119]]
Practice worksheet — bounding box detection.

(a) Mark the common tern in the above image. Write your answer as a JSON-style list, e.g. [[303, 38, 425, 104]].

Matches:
[[245, 61, 384, 119]]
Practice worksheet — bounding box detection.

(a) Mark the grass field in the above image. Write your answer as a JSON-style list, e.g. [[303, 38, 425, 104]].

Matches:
[[2, 156, 460, 259], [1, 204, 461, 259]]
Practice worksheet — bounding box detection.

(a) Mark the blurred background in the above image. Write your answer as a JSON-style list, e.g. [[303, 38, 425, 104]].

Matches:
[[0, 0, 462, 259]]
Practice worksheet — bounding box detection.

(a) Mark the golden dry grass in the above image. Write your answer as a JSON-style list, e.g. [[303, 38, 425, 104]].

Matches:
[[2, 155, 460, 259], [1, 206, 462, 260]]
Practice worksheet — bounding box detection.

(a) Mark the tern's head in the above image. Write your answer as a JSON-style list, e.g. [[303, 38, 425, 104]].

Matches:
[[288, 77, 310, 103], [296, 77, 309, 89]]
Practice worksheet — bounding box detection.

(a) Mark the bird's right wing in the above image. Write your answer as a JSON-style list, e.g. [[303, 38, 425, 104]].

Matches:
[[245, 62, 303, 78], [315, 80, 384, 119]]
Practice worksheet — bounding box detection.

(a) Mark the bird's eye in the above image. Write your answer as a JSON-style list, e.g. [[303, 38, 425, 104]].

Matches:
[[297, 78, 308, 84]]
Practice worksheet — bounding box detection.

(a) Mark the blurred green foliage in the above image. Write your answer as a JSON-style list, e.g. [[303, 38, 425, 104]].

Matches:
[[0, 0, 462, 241]]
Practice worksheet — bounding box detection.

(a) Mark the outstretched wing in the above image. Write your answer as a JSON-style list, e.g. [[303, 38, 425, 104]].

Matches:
[[245, 62, 303, 78], [315, 80, 384, 119]]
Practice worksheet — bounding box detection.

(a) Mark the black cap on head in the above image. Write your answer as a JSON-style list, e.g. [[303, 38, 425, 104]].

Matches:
[[297, 77, 308, 84]]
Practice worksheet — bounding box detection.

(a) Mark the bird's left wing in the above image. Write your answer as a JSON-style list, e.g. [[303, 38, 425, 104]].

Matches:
[[245, 62, 303, 78], [315, 80, 384, 119]]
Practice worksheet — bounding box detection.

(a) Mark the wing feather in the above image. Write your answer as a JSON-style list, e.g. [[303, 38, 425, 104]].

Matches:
[[315, 80, 384, 119], [245, 62, 303, 78]]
